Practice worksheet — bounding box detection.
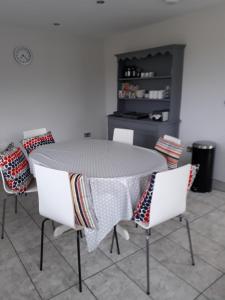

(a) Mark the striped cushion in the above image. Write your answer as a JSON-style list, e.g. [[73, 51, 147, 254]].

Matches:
[[0, 144, 33, 193], [70, 174, 97, 229], [22, 131, 55, 155], [132, 172, 157, 228], [188, 164, 199, 190], [154, 137, 183, 169]]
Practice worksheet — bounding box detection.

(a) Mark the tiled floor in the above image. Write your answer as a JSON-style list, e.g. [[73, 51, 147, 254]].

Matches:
[[1, 188, 225, 300]]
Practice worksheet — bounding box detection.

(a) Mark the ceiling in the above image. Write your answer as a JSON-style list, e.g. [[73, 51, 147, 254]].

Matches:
[[0, 0, 224, 38]]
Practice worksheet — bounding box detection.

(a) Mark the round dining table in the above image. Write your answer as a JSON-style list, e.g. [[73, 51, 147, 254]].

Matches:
[[30, 139, 167, 251]]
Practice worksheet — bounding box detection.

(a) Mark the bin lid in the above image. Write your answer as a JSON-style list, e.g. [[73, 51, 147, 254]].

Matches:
[[193, 140, 216, 149]]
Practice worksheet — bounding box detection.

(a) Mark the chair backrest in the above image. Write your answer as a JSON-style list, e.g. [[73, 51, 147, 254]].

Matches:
[[23, 128, 47, 139], [163, 134, 181, 145], [113, 128, 134, 145], [149, 164, 191, 228], [34, 164, 76, 229]]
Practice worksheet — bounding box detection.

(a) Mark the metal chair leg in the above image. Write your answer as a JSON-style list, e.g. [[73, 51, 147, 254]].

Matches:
[[14, 195, 18, 214], [114, 226, 120, 255], [51, 221, 56, 231], [80, 230, 83, 238], [110, 226, 120, 255], [110, 229, 115, 253], [40, 218, 49, 271], [146, 229, 151, 295], [184, 217, 195, 266], [77, 230, 82, 292], [1, 198, 7, 239]]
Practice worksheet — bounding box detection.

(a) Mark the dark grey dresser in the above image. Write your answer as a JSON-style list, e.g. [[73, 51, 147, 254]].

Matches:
[[108, 44, 185, 148]]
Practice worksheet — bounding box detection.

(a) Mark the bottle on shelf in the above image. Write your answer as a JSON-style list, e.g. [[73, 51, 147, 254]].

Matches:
[[131, 67, 136, 78], [123, 67, 128, 78], [127, 67, 131, 78], [164, 85, 171, 99], [136, 68, 141, 78]]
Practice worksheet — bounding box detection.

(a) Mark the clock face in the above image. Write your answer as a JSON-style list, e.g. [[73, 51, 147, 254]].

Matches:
[[13, 47, 33, 65]]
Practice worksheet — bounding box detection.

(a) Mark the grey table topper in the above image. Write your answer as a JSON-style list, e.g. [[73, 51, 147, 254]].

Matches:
[[29, 139, 166, 178]]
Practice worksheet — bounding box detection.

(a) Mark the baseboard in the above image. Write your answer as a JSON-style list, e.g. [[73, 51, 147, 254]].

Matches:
[[213, 179, 225, 192]]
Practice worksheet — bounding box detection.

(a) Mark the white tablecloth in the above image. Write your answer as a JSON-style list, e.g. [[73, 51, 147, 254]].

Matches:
[[30, 139, 167, 251]]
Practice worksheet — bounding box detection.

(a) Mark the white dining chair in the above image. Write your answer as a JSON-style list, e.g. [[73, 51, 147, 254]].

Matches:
[[34, 164, 84, 293], [111, 164, 195, 295], [113, 128, 134, 145], [112, 127, 134, 241], [23, 128, 47, 139], [0, 169, 37, 239]]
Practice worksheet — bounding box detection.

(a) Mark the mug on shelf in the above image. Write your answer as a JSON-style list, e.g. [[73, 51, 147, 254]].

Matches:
[[148, 72, 155, 78], [136, 90, 145, 98]]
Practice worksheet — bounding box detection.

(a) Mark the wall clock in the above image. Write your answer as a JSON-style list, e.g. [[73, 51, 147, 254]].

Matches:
[[13, 46, 33, 65]]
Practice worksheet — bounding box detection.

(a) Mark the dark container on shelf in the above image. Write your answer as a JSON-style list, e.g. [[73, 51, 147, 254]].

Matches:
[[191, 140, 216, 193]]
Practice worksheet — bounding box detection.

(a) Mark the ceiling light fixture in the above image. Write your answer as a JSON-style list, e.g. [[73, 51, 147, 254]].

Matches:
[[96, 0, 105, 4], [164, 0, 180, 4]]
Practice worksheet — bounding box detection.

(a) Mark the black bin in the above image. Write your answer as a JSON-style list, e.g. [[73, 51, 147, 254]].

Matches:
[[191, 141, 216, 193]]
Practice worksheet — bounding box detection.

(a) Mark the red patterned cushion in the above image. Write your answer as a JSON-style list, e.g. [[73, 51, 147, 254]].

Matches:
[[70, 173, 97, 229], [154, 137, 184, 169], [188, 164, 199, 190], [0, 144, 33, 193], [22, 131, 55, 155], [132, 172, 157, 228]]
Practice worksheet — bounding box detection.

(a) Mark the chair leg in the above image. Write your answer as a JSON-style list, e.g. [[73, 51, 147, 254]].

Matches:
[[40, 218, 49, 271], [110, 229, 115, 253], [110, 226, 120, 255], [179, 214, 183, 222], [14, 195, 18, 214], [114, 226, 120, 255], [184, 217, 195, 266], [77, 230, 82, 292], [80, 230, 83, 238], [51, 221, 56, 231], [146, 229, 151, 295], [1, 198, 7, 239]]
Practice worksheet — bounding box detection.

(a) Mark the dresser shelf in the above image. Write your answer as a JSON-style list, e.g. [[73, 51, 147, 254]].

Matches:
[[118, 75, 171, 81]]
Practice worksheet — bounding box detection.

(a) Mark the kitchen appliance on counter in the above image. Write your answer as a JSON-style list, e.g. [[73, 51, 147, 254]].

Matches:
[[149, 110, 169, 122], [113, 111, 149, 119]]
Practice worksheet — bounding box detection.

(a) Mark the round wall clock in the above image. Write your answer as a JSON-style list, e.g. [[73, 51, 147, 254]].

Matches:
[[13, 46, 33, 65]]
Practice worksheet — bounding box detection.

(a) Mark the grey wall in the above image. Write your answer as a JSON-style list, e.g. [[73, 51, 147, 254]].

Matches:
[[104, 2, 225, 182], [0, 27, 106, 147], [1, 3, 225, 183]]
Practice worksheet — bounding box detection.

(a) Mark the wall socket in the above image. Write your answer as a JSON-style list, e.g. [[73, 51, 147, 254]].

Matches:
[[186, 146, 192, 152], [84, 132, 91, 138]]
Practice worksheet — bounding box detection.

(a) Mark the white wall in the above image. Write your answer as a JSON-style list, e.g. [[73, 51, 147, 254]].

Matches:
[[0, 27, 106, 147], [104, 3, 225, 182]]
